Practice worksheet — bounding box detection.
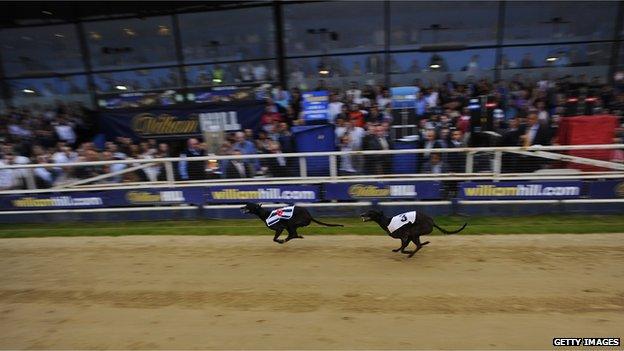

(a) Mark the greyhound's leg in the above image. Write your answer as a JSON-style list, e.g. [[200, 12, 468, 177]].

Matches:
[[284, 227, 301, 243], [273, 229, 285, 244], [408, 236, 429, 257], [393, 237, 409, 252]]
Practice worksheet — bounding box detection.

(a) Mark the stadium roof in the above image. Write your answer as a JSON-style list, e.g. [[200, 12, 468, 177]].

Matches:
[[0, 1, 267, 27]]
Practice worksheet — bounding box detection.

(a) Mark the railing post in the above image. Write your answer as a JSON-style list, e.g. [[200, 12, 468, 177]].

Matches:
[[329, 155, 338, 179], [493, 150, 502, 180], [165, 161, 175, 185], [299, 156, 307, 178], [26, 169, 36, 190], [465, 151, 475, 174]]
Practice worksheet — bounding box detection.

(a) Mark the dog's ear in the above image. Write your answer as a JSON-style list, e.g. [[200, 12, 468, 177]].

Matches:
[[258, 203, 262, 207]]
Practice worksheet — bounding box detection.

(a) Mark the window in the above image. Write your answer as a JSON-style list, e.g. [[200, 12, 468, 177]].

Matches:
[[8, 75, 90, 106], [500, 43, 612, 81], [389, 49, 496, 86], [179, 7, 275, 64], [504, 1, 617, 45], [185, 60, 276, 87], [85, 16, 177, 69], [283, 2, 384, 56], [0, 24, 84, 77], [93, 67, 180, 94], [287, 54, 385, 91], [390, 1, 498, 49]]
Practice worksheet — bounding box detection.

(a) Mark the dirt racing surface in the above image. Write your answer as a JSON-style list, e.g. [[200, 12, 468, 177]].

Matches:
[[0, 234, 623, 350]]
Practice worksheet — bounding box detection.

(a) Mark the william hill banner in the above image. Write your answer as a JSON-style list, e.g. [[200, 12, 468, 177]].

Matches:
[[99, 101, 265, 140], [459, 181, 583, 200], [324, 181, 441, 200]]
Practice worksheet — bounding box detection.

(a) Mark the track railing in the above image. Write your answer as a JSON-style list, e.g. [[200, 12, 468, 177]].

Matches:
[[0, 144, 622, 194]]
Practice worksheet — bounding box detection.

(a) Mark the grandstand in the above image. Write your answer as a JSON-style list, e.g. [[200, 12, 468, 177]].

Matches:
[[0, 1, 623, 350]]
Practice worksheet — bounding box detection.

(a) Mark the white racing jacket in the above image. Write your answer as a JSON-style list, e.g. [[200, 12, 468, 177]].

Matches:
[[387, 211, 417, 233], [266, 206, 295, 227]]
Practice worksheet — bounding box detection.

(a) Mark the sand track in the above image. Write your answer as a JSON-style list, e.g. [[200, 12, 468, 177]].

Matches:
[[0, 234, 623, 349]]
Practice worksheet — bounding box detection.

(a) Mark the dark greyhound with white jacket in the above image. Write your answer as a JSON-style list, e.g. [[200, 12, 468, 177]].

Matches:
[[241, 202, 343, 244], [361, 209, 466, 257]]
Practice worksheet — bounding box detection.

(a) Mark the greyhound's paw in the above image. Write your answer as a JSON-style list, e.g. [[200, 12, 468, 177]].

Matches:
[[422, 241, 430, 246], [392, 248, 401, 252], [274, 239, 285, 244]]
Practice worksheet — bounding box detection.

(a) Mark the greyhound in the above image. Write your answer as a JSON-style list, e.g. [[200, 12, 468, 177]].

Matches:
[[241, 202, 343, 244], [361, 209, 466, 257]]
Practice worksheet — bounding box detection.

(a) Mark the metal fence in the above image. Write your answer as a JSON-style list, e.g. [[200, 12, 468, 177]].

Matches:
[[0, 144, 622, 194]]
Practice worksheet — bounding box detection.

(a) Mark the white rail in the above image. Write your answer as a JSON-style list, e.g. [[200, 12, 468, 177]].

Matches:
[[0, 144, 621, 170]]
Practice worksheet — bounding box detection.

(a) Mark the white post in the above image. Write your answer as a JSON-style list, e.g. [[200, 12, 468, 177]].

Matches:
[[465, 151, 475, 174], [299, 157, 308, 178], [26, 169, 36, 189], [329, 155, 338, 179], [165, 161, 175, 185], [493, 150, 502, 180]]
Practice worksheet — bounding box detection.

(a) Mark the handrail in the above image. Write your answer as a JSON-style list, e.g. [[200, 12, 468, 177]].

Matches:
[[0, 144, 622, 170]]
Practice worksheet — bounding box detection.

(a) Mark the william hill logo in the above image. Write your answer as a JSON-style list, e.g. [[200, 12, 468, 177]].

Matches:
[[126, 191, 185, 203], [348, 184, 416, 198], [615, 182, 624, 198], [132, 113, 198, 135]]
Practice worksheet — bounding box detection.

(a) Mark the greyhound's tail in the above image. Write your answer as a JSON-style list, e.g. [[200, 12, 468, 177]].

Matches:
[[433, 222, 467, 235], [311, 218, 344, 227]]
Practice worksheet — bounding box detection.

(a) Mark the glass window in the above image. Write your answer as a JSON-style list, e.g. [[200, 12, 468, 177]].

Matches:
[[504, 1, 617, 45], [390, 1, 498, 49], [179, 7, 275, 64], [287, 54, 385, 91], [8, 75, 90, 106], [185, 60, 276, 87], [0, 24, 84, 77], [283, 2, 384, 56], [389, 49, 496, 86], [500, 43, 612, 81], [85, 16, 177, 69], [93, 67, 180, 94]]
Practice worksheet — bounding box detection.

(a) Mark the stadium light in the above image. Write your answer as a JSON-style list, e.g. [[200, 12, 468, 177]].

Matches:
[[22, 89, 35, 94], [546, 56, 558, 62], [115, 85, 128, 91], [429, 64, 441, 69]]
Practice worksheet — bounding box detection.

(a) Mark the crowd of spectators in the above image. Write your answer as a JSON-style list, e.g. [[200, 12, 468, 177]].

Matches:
[[1, 72, 624, 189]]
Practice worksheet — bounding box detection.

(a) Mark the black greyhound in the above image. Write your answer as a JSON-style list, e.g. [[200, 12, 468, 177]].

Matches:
[[361, 209, 466, 257], [241, 202, 343, 244]]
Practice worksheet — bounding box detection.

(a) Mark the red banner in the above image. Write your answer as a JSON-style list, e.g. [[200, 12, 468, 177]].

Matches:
[[556, 115, 619, 171]]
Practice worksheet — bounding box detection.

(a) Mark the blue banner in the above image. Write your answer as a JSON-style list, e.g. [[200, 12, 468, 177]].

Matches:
[[459, 181, 583, 200], [587, 180, 624, 199], [106, 187, 205, 206], [0, 192, 109, 210], [302, 90, 329, 121], [206, 185, 321, 203], [99, 101, 265, 140], [391, 86, 418, 109], [324, 181, 442, 200]]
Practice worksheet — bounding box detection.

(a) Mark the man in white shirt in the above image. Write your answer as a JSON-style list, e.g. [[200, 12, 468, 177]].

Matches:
[[328, 93, 344, 124], [345, 82, 362, 102], [54, 120, 76, 145]]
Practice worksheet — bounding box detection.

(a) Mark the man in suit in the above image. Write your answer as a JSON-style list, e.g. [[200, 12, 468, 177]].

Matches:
[[363, 124, 392, 175], [501, 117, 522, 173], [447, 129, 466, 173], [263, 141, 291, 177], [225, 150, 252, 179], [178, 138, 207, 181], [520, 112, 552, 172]]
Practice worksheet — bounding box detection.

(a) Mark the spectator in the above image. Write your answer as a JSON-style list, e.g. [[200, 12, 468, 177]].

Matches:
[[363, 124, 392, 175], [226, 150, 252, 178], [178, 138, 206, 181]]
